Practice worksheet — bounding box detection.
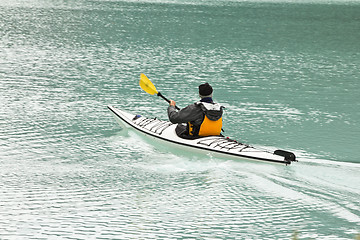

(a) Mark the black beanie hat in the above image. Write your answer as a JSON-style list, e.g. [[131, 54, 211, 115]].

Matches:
[[199, 83, 213, 96]]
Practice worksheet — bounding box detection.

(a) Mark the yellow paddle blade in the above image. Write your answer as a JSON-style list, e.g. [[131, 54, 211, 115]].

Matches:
[[139, 73, 158, 95]]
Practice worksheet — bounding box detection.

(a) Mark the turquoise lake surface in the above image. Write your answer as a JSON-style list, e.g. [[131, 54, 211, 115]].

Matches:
[[1, 0, 359, 239]]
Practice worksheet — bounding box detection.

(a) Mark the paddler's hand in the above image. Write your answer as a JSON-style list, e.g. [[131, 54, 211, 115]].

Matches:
[[169, 100, 176, 107]]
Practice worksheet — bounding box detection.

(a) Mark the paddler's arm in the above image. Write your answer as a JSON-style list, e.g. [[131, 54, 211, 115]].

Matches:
[[167, 100, 198, 124], [169, 100, 176, 108]]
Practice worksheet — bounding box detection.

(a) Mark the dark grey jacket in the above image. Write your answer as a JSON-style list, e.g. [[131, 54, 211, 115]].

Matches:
[[168, 102, 223, 131], [168, 103, 204, 127]]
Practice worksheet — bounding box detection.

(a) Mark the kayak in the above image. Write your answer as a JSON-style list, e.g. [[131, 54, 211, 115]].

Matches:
[[108, 105, 296, 165]]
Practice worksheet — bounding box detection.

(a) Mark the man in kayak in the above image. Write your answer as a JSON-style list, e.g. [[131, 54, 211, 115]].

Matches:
[[168, 83, 224, 139]]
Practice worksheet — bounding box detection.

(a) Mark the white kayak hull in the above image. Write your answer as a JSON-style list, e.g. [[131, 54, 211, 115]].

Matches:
[[108, 106, 296, 165]]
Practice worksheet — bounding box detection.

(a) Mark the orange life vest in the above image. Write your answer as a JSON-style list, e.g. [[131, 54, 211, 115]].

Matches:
[[188, 102, 223, 137]]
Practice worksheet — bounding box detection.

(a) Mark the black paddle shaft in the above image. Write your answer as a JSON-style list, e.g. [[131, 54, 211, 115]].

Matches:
[[157, 92, 180, 110]]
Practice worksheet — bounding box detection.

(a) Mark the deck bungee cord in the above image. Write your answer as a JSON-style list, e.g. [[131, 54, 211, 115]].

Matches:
[[196, 137, 251, 152], [133, 116, 173, 135]]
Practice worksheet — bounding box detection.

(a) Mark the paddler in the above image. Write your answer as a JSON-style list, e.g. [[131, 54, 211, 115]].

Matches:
[[168, 83, 224, 138]]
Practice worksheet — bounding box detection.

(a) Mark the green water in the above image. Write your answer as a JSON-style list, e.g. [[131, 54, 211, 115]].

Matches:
[[1, 0, 359, 239]]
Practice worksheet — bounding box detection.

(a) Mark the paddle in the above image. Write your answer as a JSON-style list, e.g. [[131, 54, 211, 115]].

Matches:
[[139, 73, 180, 110]]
